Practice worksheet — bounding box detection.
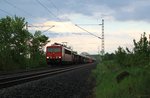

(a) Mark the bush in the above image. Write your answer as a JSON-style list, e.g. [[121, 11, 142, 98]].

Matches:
[[93, 32, 150, 98], [0, 16, 48, 72], [93, 62, 150, 98]]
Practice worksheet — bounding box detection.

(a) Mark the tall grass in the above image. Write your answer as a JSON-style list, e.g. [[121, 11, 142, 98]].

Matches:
[[93, 61, 150, 98]]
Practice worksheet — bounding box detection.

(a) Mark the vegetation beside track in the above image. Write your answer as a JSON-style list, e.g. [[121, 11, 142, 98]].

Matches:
[[93, 32, 150, 98], [0, 16, 48, 71]]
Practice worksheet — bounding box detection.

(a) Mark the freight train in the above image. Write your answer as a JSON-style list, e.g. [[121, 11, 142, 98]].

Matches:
[[46, 43, 95, 65]]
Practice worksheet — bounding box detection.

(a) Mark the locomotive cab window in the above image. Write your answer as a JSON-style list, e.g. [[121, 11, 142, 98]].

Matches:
[[47, 47, 61, 52], [65, 49, 71, 54]]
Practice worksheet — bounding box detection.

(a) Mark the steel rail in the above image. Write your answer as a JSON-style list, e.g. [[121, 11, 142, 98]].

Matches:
[[0, 63, 93, 89]]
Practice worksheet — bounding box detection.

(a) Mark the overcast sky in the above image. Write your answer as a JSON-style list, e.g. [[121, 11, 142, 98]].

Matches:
[[0, 0, 150, 54]]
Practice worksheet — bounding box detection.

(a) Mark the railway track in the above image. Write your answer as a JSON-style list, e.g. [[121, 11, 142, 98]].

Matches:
[[0, 63, 94, 89]]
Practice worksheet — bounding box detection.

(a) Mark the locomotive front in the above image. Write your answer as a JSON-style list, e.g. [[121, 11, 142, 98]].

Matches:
[[46, 45, 62, 65]]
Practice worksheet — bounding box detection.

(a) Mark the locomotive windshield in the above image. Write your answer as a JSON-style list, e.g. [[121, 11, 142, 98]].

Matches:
[[47, 47, 61, 52]]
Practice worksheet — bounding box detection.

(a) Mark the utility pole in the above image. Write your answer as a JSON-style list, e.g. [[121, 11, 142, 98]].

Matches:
[[149, 34, 150, 42], [101, 19, 105, 56], [26, 22, 28, 31], [75, 19, 105, 56]]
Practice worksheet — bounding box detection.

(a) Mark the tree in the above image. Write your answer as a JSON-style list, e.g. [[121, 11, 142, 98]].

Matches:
[[115, 46, 127, 66], [133, 32, 149, 54], [0, 16, 49, 71], [132, 32, 150, 66], [0, 16, 31, 70], [114, 32, 150, 67], [103, 52, 115, 61], [29, 31, 48, 67]]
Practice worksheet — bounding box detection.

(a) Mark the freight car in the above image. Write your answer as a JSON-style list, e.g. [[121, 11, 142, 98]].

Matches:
[[46, 43, 95, 65]]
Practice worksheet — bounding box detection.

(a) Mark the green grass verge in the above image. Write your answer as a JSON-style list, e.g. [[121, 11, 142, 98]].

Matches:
[[92, 61, 150, 98]]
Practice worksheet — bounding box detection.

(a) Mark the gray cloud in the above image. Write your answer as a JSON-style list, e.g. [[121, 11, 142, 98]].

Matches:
[[43, 32, 73, 38], [51, 0, 150, 22], [114, 3, 150, 22], [0, 0, 150, 22]]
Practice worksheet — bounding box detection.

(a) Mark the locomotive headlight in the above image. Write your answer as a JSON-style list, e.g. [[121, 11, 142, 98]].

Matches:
[[47, 57, 49, 59], [58, 56, 61, 58]]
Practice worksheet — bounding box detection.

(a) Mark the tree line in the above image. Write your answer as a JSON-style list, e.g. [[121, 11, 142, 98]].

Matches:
[[103, 32, 150, 67], [0, 16, 48, 71], [94, 33, 150, 98]]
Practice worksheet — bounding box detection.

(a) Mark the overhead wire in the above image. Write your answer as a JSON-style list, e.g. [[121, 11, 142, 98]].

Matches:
[[0, 8, 12, 16], [3, 0, 55, 32], [2, 0, 47, 32], [35, 0, 76, 35], [35, 0, 101, 44], [47, 0, 59, 14], [42, 25, 55, 33], [75, 24, 102, 39], [46, 0, 72, 23], [3, 0, 34, 17], [47, 0, 100, 38], [0, 1, 56, 36], [28, 25, 55, 28], [1, 0, 101, 40], [35, 0, 61, 21], [28, 23, 56, 34]]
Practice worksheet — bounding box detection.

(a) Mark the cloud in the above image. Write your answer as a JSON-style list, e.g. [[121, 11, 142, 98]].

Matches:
[[51, 0, 150, 23], [43, 32, 61, 38], [112, 0, 150, 22], [1, 0, 150, 22], [1, 0, 150, 54], [46, 34, 101, 54], [29, 19, 101, 35]]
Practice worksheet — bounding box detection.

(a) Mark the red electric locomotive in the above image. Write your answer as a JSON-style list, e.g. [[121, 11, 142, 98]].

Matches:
[[46, 43, 73, 65], [46, 43, 96, 65]]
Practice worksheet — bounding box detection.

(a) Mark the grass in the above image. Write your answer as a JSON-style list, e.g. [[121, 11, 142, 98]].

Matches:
[[92, 61, 150, 98]]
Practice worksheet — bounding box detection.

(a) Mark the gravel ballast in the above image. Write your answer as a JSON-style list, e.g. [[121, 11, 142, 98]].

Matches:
[[0, 63, 96, 98]]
